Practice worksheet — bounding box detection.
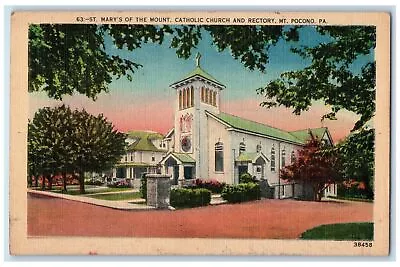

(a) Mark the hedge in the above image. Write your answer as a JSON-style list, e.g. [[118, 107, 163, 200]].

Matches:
[[221, 182, 260, 203], [170, 188, 211, 208], [337, 184, 373, 200], [239, 172, 257, 184]]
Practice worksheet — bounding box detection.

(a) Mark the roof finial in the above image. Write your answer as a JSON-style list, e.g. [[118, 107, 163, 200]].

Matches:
[[195, 52, 201, 67]]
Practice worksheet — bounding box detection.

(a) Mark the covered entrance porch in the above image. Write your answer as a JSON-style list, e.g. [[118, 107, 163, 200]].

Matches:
[[234, 152, 269, 183], [160, 152, 196, 186]]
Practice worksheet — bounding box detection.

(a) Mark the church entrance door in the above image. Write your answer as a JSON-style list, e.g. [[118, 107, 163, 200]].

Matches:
[[238, 166, 248, 178]]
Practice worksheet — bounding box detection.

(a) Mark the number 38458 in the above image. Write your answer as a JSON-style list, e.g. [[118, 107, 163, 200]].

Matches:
[[354, 242, 373, 247]]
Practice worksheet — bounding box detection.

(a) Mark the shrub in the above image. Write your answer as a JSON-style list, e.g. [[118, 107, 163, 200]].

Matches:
[[140, 173, 147, 200], [107, 179, 131, 188], [239, 172, 257, 184], [193, 178, 226, 194], [337, 183, 373, 200], [221, 182, 260, 203], [170, 188, 211, 208]]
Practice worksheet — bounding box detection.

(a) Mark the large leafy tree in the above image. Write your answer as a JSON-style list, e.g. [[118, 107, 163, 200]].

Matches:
[[281, 137, 341, 201], [28, 105, 126, 193], [72, 109, 127, 193], [335, 128, 375, 198], [28, 105, 76, 190], [257, 26, 375, 132]]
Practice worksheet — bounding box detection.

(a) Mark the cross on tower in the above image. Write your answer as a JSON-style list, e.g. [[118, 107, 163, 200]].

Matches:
[[195, 52, 201, 67]]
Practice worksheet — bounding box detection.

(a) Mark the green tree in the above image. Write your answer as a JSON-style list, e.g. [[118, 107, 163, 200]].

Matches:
[[335, 128, 375, 198], [28, 105, 75, 190], [257, 26, 375, 132], [281, 137, 341, 201], [28, 105, 126, 193], [72, 109, 126, 193]]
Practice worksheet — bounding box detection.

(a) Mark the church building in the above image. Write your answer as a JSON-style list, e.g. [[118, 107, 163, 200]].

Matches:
[[113, 53, 337, 199], [159, 53, 336, 199]]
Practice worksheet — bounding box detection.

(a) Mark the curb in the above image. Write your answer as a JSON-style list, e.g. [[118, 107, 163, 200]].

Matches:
[[27, 189, 155, 211]]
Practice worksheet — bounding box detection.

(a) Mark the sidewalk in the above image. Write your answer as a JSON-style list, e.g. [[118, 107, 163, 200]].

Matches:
[[27, 189, 154, 211]]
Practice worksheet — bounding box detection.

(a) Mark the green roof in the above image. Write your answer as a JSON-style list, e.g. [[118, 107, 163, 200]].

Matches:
[[172, 66, 225, 87], [212, 112, 304, 144], [126, 131, 165, 152], [210, 112, 330, 145], [171, 153, 196, 164], [289, 128, 328, 143]]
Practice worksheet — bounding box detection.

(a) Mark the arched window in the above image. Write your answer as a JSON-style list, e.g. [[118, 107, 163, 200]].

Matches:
[[256, 143, 262, 153], [291, 151, 296, 164], [182, 89, 187, 109], [215, 141, 224, 172], [190, 86, 194, 107], [205, 88, 209, 104], [210, 90, 214, 106], [239, 139, 246, 154], [213, 91, 217, 106], [271, 147, 276, 172], [179, 90, 182, 110], [201, 87, 205, 102], [281, 149, 286, 167], [186, 88, 190, 108], [208, 89, 212, 104]]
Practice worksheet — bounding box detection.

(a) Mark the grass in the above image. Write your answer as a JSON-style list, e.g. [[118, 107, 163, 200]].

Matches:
[[87, 191, 142, 201], [66, 187, 132, 195], [300, 222, 374, 240], [41, 186, 133, 195]]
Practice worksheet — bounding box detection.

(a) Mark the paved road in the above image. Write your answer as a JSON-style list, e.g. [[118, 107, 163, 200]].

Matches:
[[28, 194, 373, 239]]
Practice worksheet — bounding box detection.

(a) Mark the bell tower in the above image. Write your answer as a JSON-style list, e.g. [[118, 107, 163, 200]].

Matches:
[[170, 53, 225, 178]]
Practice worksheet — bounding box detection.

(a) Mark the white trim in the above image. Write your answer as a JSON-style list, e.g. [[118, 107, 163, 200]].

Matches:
[[170, 74, 225, 90], [252, 152, 270, 164], [164, 128, 174, 138]]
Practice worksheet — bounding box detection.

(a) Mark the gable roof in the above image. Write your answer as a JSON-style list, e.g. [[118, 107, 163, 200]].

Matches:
[[126, 131, 166, 152], [207, 111, 331, 145], [160, 152, 196, 165], [170, 66, 225, 88], [236, 152, 269, 163], [289, 128, 328, 143]]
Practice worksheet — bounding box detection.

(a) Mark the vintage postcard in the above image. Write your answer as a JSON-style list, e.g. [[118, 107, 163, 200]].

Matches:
[[9, 11, 390, 256]]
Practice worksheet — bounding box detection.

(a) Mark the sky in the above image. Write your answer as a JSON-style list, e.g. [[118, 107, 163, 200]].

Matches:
[[29, 26, 373, 143]]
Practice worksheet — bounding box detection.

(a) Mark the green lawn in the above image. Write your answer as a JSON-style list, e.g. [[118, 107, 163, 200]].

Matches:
[[87, 191, 142, 201], [300, 222, 374, 240]]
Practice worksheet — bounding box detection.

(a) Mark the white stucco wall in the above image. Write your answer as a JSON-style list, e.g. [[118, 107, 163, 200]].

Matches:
[[228, 130, 303, 186], [172, 79, 223, 179]]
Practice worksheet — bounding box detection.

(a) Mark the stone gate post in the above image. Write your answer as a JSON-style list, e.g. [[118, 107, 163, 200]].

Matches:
[[146, 174, 171, 209]]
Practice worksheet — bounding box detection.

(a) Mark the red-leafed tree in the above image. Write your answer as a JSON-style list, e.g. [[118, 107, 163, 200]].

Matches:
[[280, 137, 341, 201]]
